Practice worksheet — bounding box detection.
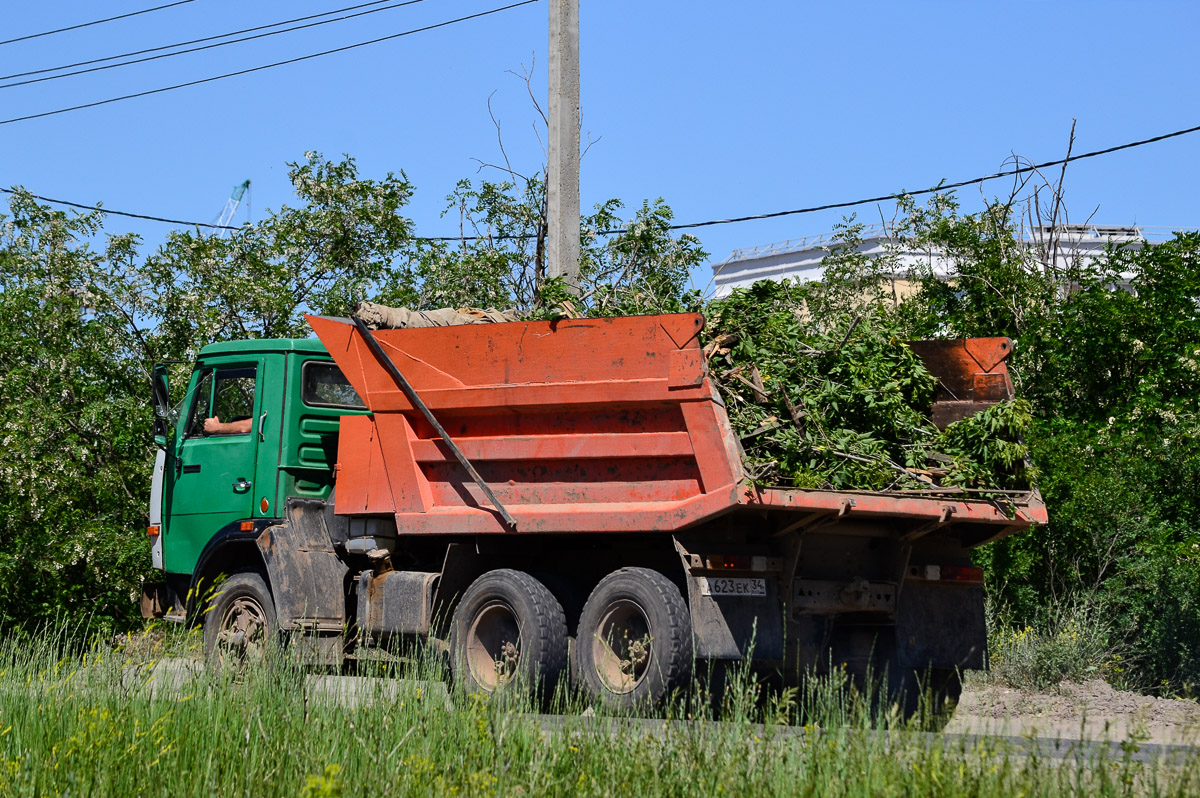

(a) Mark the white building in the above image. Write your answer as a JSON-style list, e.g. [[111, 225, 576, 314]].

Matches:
[[710, 223, 1189, 297]]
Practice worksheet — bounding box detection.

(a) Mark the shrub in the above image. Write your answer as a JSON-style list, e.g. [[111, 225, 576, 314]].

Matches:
[[988, 599, 1124, 691]]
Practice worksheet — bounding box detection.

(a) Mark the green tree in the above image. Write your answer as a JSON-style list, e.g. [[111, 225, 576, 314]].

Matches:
[[392, 172, 707, 316], [0, 193, 151, 627], [892, 191, 1200, 690], [144, 152, 416, 355]]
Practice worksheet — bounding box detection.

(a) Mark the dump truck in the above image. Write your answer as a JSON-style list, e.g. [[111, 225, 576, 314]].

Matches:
[[142, 312, 1045, 709]]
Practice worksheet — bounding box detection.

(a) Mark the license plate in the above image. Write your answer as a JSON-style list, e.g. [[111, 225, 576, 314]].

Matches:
[[700, 577, 767, 597]]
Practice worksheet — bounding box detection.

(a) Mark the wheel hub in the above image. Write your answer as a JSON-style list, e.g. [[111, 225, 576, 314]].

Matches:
[[216, 595, 267, 664], [466, 601, 522, 690], [592, 600, 653, 695]]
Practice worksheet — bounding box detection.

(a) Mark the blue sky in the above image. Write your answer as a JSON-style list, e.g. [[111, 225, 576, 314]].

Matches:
[[2, 0, 1198, 293]]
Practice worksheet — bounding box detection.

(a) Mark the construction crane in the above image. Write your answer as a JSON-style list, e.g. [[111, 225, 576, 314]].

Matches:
[[215, 179, 250, 237]]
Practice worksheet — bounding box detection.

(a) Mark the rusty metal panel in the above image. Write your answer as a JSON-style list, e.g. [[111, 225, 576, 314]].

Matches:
[[257, 500, 348, 631], [908, 337, 1015, 430], [308, 314, 715, 413], [793, 578, 897, 614], [680, 400, 745, 493], [372, 413, 433, 513], [334, 415, 396, 516], [657, 314, 704, 349], [423, 459, 702, 507], [356, 570, 439, 636], [365, 487, 742, 535], [668, 348, 706, 388], [140, 582, 168, 619], [747, 485, 1046, 525], [973, 372, 1010, 401], [409, 432, 695, 462]]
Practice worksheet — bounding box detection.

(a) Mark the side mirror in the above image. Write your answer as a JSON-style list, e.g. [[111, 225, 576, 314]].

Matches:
[[152, 364, 172, 442]]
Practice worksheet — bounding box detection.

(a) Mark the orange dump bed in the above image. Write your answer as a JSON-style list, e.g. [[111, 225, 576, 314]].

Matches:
[[307, 313, 1045, 541]]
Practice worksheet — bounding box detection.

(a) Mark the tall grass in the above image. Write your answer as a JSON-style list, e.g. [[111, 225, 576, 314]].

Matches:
[[0, 622, 1197, 796]]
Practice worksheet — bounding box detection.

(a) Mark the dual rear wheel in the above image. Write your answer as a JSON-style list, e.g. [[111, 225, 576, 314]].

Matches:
[[575, 567, 693, 709], [449, 566, 693, 709], [449, 569, 568, 697]]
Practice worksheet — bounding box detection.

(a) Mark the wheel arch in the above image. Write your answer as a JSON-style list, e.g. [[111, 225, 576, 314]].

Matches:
[[186, 521, 270, 626]]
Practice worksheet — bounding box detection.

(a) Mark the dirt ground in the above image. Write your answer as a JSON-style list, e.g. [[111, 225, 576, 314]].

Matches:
[[946, 677, 1200, 745]]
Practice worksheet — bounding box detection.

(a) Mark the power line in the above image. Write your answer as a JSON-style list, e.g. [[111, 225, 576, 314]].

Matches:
[[0, 0, 540, 127], [0, 1, 392, 81], [3, 121, 1198, 239], [0, 186, 228, 228], [657, 122, 1200, 233], [0, 1, 196, 48], [0, 183, 518, 241], [0, 0, 430, 90]]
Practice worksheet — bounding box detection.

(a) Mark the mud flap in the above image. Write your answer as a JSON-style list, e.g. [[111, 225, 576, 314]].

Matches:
[[140, 581, 168, 619], [895, 582, 986, 670], [256, 499, 349, 663], [683, 574, 784, 662]]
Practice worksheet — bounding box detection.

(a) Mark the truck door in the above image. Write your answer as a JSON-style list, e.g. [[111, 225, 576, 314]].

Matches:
[[163, 360, 261, 574]]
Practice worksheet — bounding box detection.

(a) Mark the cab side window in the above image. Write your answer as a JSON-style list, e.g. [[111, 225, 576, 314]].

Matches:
[[302, 362, 365, 409], [185, 366, 257, 437], [212, 368, 256, 428]]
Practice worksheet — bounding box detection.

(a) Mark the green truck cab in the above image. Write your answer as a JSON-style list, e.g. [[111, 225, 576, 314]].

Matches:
[[147, 338, 366, 622]]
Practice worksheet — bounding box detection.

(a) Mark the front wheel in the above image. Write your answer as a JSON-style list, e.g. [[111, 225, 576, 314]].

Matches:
[[575, 567, 693, 710], [203, 571, 278, 668], [449, 569, 568, 700]]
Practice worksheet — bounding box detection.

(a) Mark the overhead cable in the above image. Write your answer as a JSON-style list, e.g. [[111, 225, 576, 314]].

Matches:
[[0, 0, 431, 89], [0, 0, 540, 126], [0, 1, 392, 80], [657, 122, 1200, 233], [0, 1, 195, 48], [3, 121, 1198, 239]]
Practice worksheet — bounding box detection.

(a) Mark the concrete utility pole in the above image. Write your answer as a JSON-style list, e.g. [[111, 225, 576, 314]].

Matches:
[[547, 0, 580, 292]]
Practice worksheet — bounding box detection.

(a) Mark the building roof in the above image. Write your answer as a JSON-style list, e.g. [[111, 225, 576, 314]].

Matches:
[[710, 223, 1195, 297]]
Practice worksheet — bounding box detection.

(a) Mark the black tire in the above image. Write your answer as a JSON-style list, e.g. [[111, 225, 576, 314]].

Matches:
[[449, 569, 568, 699], [891, 667, 962, 727], [532, 570, 586, 636], [203, 571, 278, 667], [575, 567, 693, 710]]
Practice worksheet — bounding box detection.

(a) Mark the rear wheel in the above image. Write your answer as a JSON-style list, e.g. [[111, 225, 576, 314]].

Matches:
[[575, 567, 693, 710], [892, 666, 962, 726], [449, 569, 568, 699], [203, 571, 278, 668]]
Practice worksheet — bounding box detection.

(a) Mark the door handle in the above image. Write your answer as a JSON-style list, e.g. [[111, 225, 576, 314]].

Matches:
[[232, 478, 252, 492]]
